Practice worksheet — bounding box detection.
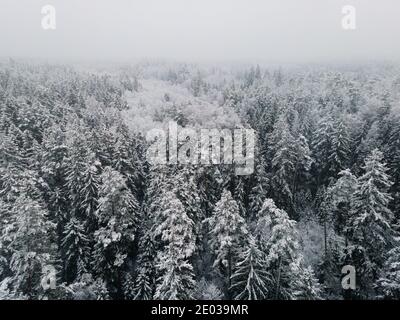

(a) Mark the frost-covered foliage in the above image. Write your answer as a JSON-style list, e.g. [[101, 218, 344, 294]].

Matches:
[[375, 246, 400, 299], [230, 236, 271, 300], [0, 60, 400, 300], [206, 189, 248, 296], [153, 191, 196, 300]]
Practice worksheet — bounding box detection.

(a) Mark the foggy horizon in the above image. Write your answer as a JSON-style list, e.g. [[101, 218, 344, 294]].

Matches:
[[1, 0, 400, 64]]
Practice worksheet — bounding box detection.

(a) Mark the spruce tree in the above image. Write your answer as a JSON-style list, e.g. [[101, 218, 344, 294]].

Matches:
[[0, 195, 56, 298], [269, 114, 297, 214], [92, 167, 140, 297], [290, 259, 322, 300], [154, 191, 196, 300], [256, 198, 302, 299], [386, 115, 400, 215], [230, 236, 271, 300], [249, 154, 269, 220], [327, 169, 357, 239], [132, 232, 155, 300], [328, 117, 350, 178], [292, 134, 313, 194], [61, 217, 90, 283], [349, 149, 396, 268], [312, 115, 334, 187], [375, 246, 400, 299], [207, 189, 248, 294]]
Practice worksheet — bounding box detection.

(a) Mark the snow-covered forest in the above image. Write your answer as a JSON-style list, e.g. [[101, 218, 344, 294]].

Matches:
[[1, 60, 400, 300]]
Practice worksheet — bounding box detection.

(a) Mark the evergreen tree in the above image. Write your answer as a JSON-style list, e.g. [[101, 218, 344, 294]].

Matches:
[[312, 115, 334, 187], [327, 169, 357, 239], [349, 149, 396, 268], [79, 153, 101, 229], [290, 259, 322, 300], [256, 198, 301, 299], [154, 191, 196, 300], [386, 115, 400, 216], [207, 189, 248, 295], [269, 114, 297, 214], [64, 129, 89, 218], [92, 167, 140, 297], [249, 155, 269, 220], [61, 217, 90, 283], [230, 236, 271, 300], [0, 195, 56, 298], [132, 232, 155, 300], [292, 134, 313, 194], [174, 166, 203, 239], [63, 273, 110, 300], [375, 246, 400, 299], [40, 125, 69, 232], [232, 174, 249, 218], [328, 117, 350, 178]]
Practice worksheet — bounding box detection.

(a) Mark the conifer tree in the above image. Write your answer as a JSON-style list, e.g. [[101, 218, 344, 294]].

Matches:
[[256, 198, 302, 299], [79, 153, 101, 231], [61, 217, 90, 283], [312, 115, 334, 187], [230, 236, 271, 300], [207, 189, 248, 294], [290, 259, 322, 300], [292, 134, 313, 194], [249, 156, 269, 220], [386, 116, 400, 215], [328, 117, 350, 178], [375, 246, 400, 299], [0, 195, 56, 298], [132, 232, 155, 300], [154, 191, 196, 300], [327, 169, 357, 239], [269, 114, 297, 213], [92, 167, 140, 297], [349, 149, 396, 268]]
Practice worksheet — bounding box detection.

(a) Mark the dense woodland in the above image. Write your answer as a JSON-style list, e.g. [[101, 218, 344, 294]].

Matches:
[[0, 60, 400, 300]]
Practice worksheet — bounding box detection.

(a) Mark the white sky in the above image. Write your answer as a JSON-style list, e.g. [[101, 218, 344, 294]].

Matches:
[[0, 0, 399, 63]]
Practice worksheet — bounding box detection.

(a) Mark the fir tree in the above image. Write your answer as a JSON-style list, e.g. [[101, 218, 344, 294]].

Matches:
[[92, 167, 140, 297], [375, 246, 400, 299], [230, 236, 271, 300], [256, 198, 301, 299], [269, 114, 297, 214], [79, 153, 101, 228], [154, 191, 196, 300], [0, 195, 56, 298], [386, 115, 400, 216], [328, 117, 350, 178], [292, 134, 313, 194], [132, 232, 155, 300], [61, 217, 90, 283], [290, 259, 322, 300], [249, 155, 269, 221], [312, 115, 334, 187], [349, 149, 396, 268], [327, 169, 357, 239], [207, 189, 248, 295]]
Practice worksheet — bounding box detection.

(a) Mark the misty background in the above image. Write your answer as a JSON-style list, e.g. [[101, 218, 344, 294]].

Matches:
[[0, 0, 399, 64]]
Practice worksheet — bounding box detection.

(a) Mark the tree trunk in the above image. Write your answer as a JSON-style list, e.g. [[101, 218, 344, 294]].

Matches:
[[227, 249, 232, 299], [275, 257, 282, 299], [324, 217, 328, 258]]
